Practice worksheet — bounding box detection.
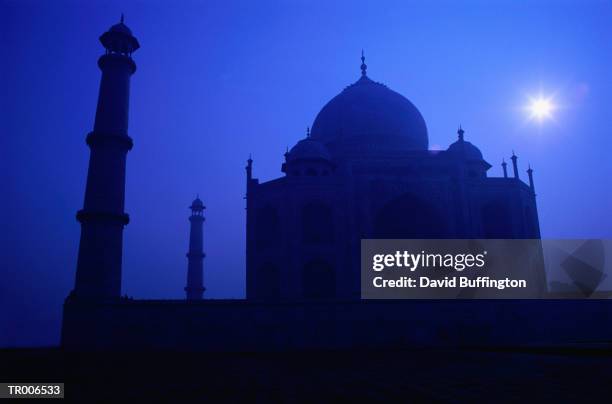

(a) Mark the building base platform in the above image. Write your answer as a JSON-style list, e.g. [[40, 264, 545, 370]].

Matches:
[[61, 299, 612, 351]]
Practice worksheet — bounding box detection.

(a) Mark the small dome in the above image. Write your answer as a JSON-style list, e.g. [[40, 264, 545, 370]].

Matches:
[[446, 127, 484, 161], [109, 14, 132, 35], [99, 16, 140, 54], [109, 22, 132, 35], [447, 140, 483, 161], [190, 197, 205, 210], [287, 138, 331, 162]]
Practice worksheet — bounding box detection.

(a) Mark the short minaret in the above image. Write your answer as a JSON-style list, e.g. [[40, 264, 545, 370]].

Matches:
[[73, 16, 140, 300], [501, 159, 508, 178], [185, 196, 206, 300], [511, 151, 519, 179], [527, 165, 535, 193]]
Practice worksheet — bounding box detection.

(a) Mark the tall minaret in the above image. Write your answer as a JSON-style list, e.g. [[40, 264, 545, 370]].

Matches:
[[185, 197, 206, 300], [73, 16, 140, 300]]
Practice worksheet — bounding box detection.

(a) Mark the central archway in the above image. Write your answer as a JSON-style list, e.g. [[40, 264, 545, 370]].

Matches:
[[373, 193, 448, 238]]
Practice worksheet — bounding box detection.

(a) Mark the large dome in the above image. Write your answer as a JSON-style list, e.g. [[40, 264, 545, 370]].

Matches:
[[310, 73, 428, 151]]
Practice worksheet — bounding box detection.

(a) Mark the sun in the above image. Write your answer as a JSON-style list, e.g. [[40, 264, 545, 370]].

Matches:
[[527, 96, 555, 121]]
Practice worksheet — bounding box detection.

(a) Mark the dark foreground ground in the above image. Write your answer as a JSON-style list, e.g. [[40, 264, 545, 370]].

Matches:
[[1, 347, 611, 403]]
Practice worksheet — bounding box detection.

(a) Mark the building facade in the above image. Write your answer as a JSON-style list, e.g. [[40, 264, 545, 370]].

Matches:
[[246, 56, 541, 301]]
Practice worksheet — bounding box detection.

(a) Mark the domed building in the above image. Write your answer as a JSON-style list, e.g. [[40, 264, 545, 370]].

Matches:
[[245, 54, 541, 300], [62, 19, 608, 354]]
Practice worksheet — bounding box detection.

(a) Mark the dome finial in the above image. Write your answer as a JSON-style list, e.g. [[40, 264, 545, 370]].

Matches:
[[120, 13, 124, 24], [360, 49, 367, 76], [457, 125, 464, 141], [306, 126, 311, 138]]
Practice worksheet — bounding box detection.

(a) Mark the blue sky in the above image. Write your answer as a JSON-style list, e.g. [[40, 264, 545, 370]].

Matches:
[[2, 0, 612, 346]]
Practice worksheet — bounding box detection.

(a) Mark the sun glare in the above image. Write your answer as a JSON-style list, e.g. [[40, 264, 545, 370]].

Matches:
[[528, 96, 555, 121]]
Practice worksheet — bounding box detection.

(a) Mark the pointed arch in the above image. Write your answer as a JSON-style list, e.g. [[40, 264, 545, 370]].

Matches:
[[255, 205, 280, 248], [301, 202, 333, 244], [373, 193, 447, 238]]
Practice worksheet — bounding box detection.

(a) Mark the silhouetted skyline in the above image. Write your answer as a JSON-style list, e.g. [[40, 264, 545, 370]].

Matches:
[[2, 0, 612, 347]]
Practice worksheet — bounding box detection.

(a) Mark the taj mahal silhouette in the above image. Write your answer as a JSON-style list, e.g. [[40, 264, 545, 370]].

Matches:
[[61, 18, 605, 351]]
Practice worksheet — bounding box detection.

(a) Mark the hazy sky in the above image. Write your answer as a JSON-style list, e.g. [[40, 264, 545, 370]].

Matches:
[[2, 0, 612, 346]]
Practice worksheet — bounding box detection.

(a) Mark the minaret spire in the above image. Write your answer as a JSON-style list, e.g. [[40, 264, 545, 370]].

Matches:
[[186, 196, 206, 300], [501, 158, 508, 178], [360, 49, 367, 76], [246, 154, 253, 181], [527, 164, 535, 193], [511, 151, 519, 179]]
